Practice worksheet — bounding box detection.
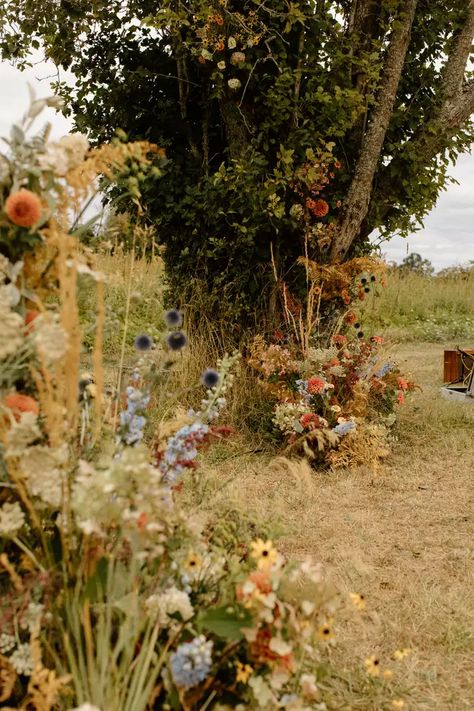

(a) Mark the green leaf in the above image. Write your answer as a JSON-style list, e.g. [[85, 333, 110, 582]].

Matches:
[[197, 605, 252, 641]]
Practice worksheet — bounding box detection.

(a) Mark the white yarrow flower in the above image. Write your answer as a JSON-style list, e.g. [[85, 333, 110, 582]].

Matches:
[[227, 78, 241, 90], [0, 501, 25, 537], [145, 586, 194, 627]]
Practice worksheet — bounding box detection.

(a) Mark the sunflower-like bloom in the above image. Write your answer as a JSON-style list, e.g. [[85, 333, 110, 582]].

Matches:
[[4, 189, 42, 228]]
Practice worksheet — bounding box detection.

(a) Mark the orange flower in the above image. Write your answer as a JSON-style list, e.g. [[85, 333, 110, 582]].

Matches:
[[312, 199, 329, 217], [248, 570, 273, 594], [4, 189, 42, 228], [307, 376, 326, 394], [214, 15, 224, 25], [305, 198, 316, 211], [341, 288, 351, 305], [344, 311, 357, 325], [215, 40, 225, 51], [371, 335, 384, 344], [397, 377, 409, 390], [397, 391, 405, 405], [4, 393, 39, 419], [300, 412, 319, 429]]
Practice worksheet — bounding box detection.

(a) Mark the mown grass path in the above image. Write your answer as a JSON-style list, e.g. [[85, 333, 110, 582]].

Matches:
[[196, 342, 474, 709]]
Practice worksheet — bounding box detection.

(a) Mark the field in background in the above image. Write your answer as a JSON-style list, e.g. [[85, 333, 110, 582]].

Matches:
[[361, 268, 474, 342]]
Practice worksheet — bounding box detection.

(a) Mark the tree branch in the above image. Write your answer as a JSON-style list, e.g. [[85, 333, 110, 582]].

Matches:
[[439, 0, 474, 103], [363, 4, 474, 236], [330, 0, 418, 260]]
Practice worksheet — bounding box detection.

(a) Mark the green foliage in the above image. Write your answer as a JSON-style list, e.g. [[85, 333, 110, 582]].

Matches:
[[1, 0, 472, 327]]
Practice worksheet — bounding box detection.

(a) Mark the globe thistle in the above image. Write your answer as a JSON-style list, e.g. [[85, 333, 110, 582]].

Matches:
[[164, 309, 182, 327], [201, 368, 220, 388], [134, 333, 154, 351], [166, 331, 187, 351]]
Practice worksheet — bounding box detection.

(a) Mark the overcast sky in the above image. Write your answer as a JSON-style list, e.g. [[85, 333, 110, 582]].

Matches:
[[1, 58, 472, 270]]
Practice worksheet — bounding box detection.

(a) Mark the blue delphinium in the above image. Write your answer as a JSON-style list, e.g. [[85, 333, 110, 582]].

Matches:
[[159, 422, 210, 483], [333, 421, 357, 436], [375, 362, 394, 378], [170, 636, 213, 689], [119, 386, 150, 445], [296, 378, 310, 401]]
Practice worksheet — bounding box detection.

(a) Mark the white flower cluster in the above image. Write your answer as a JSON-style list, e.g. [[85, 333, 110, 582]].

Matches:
[[0, 501, 25, 537], [5, 411, 41, 455], [145, 586, 194, 627], [38, 133, 89, 177], [0, 289, 24, 360], [20, 601, 44, 633], [20, 443, 68, 508], [9, 643, 34, 676], [31, 313, 69, 363], [273, 401, 309, 435], [72, 447, 173, 541], [0, 633, 16, 654]]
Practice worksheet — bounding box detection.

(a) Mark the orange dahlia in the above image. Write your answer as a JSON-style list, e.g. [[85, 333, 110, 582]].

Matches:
[[312, 199, 329, 217], [307, 376, 326, 394], [4, 189, 42, 228], [4, 393, 39, 419]]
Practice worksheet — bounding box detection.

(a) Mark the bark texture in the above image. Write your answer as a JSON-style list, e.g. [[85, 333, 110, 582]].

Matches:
[[330, 0, 418, 261]]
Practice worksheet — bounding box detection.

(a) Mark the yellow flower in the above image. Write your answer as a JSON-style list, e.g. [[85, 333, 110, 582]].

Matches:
[[235, 661, 253, 684], [317, 619, 334, 641], [391, 700, 405, 709], [349, 592, 366, 611], [393, 648, 411, 661], [364, 655, 381, 677], [184, 552, 203, 572], [250, 539, 278, 569]]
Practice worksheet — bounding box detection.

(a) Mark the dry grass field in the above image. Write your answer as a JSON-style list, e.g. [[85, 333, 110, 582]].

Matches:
[[187, 342, 474, 710]]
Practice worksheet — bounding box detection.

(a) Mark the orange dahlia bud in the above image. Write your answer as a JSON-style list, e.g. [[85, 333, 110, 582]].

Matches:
[[4, 189, 42, 228], [4, 393, 39, 420], [305, 198, 316, 211], [312, 199, 329, 217]]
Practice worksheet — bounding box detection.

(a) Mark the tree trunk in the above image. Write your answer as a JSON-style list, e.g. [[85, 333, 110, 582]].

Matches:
[[330, 0, 418, 261]]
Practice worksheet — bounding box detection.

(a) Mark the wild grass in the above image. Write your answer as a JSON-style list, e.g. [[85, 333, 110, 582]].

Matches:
[[360, 268, 474, 342]]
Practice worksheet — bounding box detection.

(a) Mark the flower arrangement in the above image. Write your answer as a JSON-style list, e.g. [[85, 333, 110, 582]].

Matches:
[[0, 98, 413, 710], [249, 260, 417, 469]]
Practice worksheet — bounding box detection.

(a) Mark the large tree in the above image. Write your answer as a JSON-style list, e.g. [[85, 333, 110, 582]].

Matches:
[[1, 0, 473, 330]]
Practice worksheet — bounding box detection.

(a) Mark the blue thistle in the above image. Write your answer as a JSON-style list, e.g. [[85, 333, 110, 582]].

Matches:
[[201, 368, 219, 388], [134, 333, 153, 351], [166, 331, 187, 351], [164, 309, 182, 327]]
